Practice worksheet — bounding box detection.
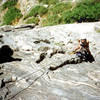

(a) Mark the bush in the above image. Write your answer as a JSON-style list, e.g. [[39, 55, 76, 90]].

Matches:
[[61, 0, 100, 24], [48, 2, 72, 15], [2, 0, 18, 10], [78, 0, 99, 5], [38, 0, 59, 5], [3, 7, 22, 25], [41, 2, 72, 26], [25, 17, 39, 25], [38, 6, 48, 16], [42, 14, 61, 26], [24, 5, 48, 20]]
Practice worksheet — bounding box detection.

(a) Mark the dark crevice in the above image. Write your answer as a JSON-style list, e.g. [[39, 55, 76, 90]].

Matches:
[[49, 49, 65, 58], [0, 57, 22, 64], [15, 24, 35, 29], [49, 53, 95, 71], [0, 72, 3, 76], [0, 45, 22, 64], [1, 79, 5, 88], [34, 39, 50, 44], [36, 53, 47, 64]]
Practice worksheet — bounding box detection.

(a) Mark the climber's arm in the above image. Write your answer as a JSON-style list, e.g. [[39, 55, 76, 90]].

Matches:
[[86, 40, 92, 55], [74, 45, 81, 52]]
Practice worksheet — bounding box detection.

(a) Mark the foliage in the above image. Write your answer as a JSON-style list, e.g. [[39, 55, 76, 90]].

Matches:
[[48, 2, 72, 15], [41, 2, 72, 26], [61, 0, 100, 24], [38, 0, 59, 5], [25, 17, 39, 25], [24, 5, 48, 20], [42, 14, 61, 26], [78, 0, 99, 5], [2, 0, 100, 26], [2, 0, 18, 10], [3, 7, 22, 25], [42, 0, 100, 26]]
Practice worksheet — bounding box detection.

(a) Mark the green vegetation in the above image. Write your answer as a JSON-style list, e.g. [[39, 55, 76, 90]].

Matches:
[[41, 0, 100, 26], [3, 7, 22, 25], [2, 0, 22, 25], [38, 0, 59, 5], [42, 14, 61, 26], [25, 17, 39, 25], [2, 0, 18, 10], [1, 0, 100, 26], [24, 5, 48, 20], [61, 0, 100, 24], [48, 2, 72, 15], [41, 2, 72, 26]]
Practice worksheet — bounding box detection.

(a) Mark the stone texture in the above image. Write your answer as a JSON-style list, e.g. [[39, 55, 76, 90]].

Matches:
[[18, 0, 38, 14], [0, 22, 100, 100]]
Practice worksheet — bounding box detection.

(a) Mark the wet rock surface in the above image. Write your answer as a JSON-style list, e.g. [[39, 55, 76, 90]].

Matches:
[[0, 22, 100, 100]]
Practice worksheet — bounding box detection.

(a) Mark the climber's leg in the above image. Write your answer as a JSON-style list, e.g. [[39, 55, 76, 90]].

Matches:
[[49, 57, 83, 70]]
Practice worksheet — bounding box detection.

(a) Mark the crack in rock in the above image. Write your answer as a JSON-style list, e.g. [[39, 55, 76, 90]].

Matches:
[[36, 53, 47, 64]]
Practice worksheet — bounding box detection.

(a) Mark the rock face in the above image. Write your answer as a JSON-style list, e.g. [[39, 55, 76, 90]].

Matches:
[[0, 22, 100, 100], [18, 0, 38, 14]]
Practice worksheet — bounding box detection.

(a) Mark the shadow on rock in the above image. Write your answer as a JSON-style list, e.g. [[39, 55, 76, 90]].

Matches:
[[36, 53, 47, 64], [0, 45, 22, 64], [49, 54, 95, 71]]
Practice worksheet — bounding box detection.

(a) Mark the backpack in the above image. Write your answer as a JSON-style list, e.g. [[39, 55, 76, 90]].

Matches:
[[76, 47, 95, 62], [76, 47, 89, 61]]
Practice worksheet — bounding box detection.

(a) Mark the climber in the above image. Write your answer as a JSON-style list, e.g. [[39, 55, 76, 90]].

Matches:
[[49, 39, 95, 70], [74, 39, 95, 63]]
